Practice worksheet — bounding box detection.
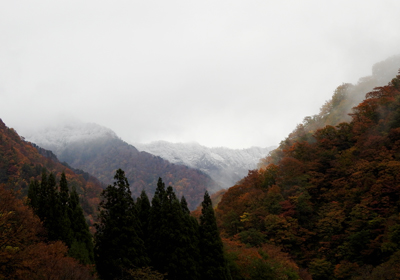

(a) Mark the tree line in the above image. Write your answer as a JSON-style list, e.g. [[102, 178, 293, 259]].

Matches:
[[28, 169, 94, 265], [94, 168, 229, 280]]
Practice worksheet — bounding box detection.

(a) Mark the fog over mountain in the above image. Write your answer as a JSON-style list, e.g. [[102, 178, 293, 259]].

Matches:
[[2, 1, 400, 149], [135, 141, 275, 189], [25, 121, 274, 190], [25, 121, 119, 156]]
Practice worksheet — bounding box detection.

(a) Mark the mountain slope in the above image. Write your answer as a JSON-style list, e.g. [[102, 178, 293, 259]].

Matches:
[[0, 119, 103, 226], [217, 69, 400, 278], [25, 122, 220, 210], [262, 55, 400, 167], [135, 141, 275, 189]]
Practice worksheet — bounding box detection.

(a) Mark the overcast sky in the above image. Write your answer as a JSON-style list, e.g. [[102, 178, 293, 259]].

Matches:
[[1, 1, 400, 149]]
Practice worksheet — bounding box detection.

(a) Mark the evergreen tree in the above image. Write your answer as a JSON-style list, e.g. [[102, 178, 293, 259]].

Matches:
[[36, 170, 60, 241], [136, 190, 151, 244], [147, 178, 168, 274], [27, 169, 94, 265], [148, 179, 201, 280], [199, 191, 228, 280], [36, 169, 48, 220], [58, 172, 73, 247], [69, 185, 94, 264], [180, 196, 201, 280], [94, 169, 148, 280], [27, 179, 40, 211]]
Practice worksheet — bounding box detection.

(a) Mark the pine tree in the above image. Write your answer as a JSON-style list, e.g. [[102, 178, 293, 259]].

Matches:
[[199, 191, 228, 280], [94, 169, 148, 280]]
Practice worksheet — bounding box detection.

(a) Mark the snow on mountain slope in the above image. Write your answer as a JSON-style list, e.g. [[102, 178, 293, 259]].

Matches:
[[24, 121, 275, 190], [24, 121, 118, 156], [135, 141, 275, 189]]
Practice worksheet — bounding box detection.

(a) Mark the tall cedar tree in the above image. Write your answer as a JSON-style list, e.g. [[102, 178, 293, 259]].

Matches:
[[147, 177, 167, 272], [94, 169, 149, 280], [147, 178, 201, 279], [29, 170, 59, 241], [136, 190, 151, 246], [180, 196, 201, 280], [199, 191, 228, 280], [69, 185, 95, 264], [28, 171, 94, 265], [59, 172, 73, 247]]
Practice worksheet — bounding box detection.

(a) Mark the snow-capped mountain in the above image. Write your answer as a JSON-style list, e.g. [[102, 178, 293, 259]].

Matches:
[[24, 121, 118, 156], [23, 122, 221, 209], [24, 121, 275, 191], [135, 141, 275, 189]]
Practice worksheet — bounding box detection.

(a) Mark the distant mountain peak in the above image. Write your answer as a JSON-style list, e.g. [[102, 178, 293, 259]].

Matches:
[[24, 121, 118, 155], [134, 141, 276, 189]]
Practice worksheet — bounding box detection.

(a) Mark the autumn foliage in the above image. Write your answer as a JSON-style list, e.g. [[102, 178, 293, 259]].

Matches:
[[217, 72, 400, 279], [0, 119, 104, 229], [0, 184, 95, 279]]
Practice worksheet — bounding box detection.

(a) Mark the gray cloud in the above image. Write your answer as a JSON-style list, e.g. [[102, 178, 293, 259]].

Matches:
[[1, 1, 400, 148]]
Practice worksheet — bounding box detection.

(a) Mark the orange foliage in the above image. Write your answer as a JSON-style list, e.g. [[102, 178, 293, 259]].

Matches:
[[0, 184, 95, 279]]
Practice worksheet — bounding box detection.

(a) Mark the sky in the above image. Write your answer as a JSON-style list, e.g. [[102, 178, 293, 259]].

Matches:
[[1, 1, 400, 149]]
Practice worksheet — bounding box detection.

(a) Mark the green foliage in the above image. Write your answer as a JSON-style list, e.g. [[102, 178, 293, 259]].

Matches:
[[69, 185, 94, 264], [93, 175, 227, 280], [238, 229, 265, 247], [94, 169, 149, 280], [199, 191, 229, 280], [147, 178, 201, 280], [28, 170, 94, 265], [309, 258, 333, 280]]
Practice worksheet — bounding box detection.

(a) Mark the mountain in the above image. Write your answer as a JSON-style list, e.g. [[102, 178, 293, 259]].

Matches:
[[135, 141, 275, 189], [0, 118, 103, 227], [25, 122, 220, 210], [216, 61, 400, 279], [263, 55, 400, 167]]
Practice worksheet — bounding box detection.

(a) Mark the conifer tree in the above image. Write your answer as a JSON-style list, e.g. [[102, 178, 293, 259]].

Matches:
[[147, 178, 168, 273], [27, 179, 40, 211], [38, 171, 60, 241], [28, 169, 94, 265], [180, 196, 201, 280], [136, 190, 151, 244], [148, 179, 201, 279], [58, 172, 73, 247], [69, 185, 94, 264], [199, 191, 228, 280], [94, 169, 148, 280], [36, 169, 48, 220]]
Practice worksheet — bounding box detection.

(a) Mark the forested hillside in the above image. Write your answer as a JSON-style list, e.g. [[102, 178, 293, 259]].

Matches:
[[0, 119, 103, 226], [216, 71, 400, 279], [262, 55, 400, 167]]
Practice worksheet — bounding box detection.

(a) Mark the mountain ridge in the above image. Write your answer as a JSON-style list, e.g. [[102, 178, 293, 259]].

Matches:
[[24, 122, 221, 210], [135, 140, 275, 189]]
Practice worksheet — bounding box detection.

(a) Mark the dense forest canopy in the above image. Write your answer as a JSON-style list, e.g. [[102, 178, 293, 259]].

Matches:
[[217, 71, 400, 279]]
